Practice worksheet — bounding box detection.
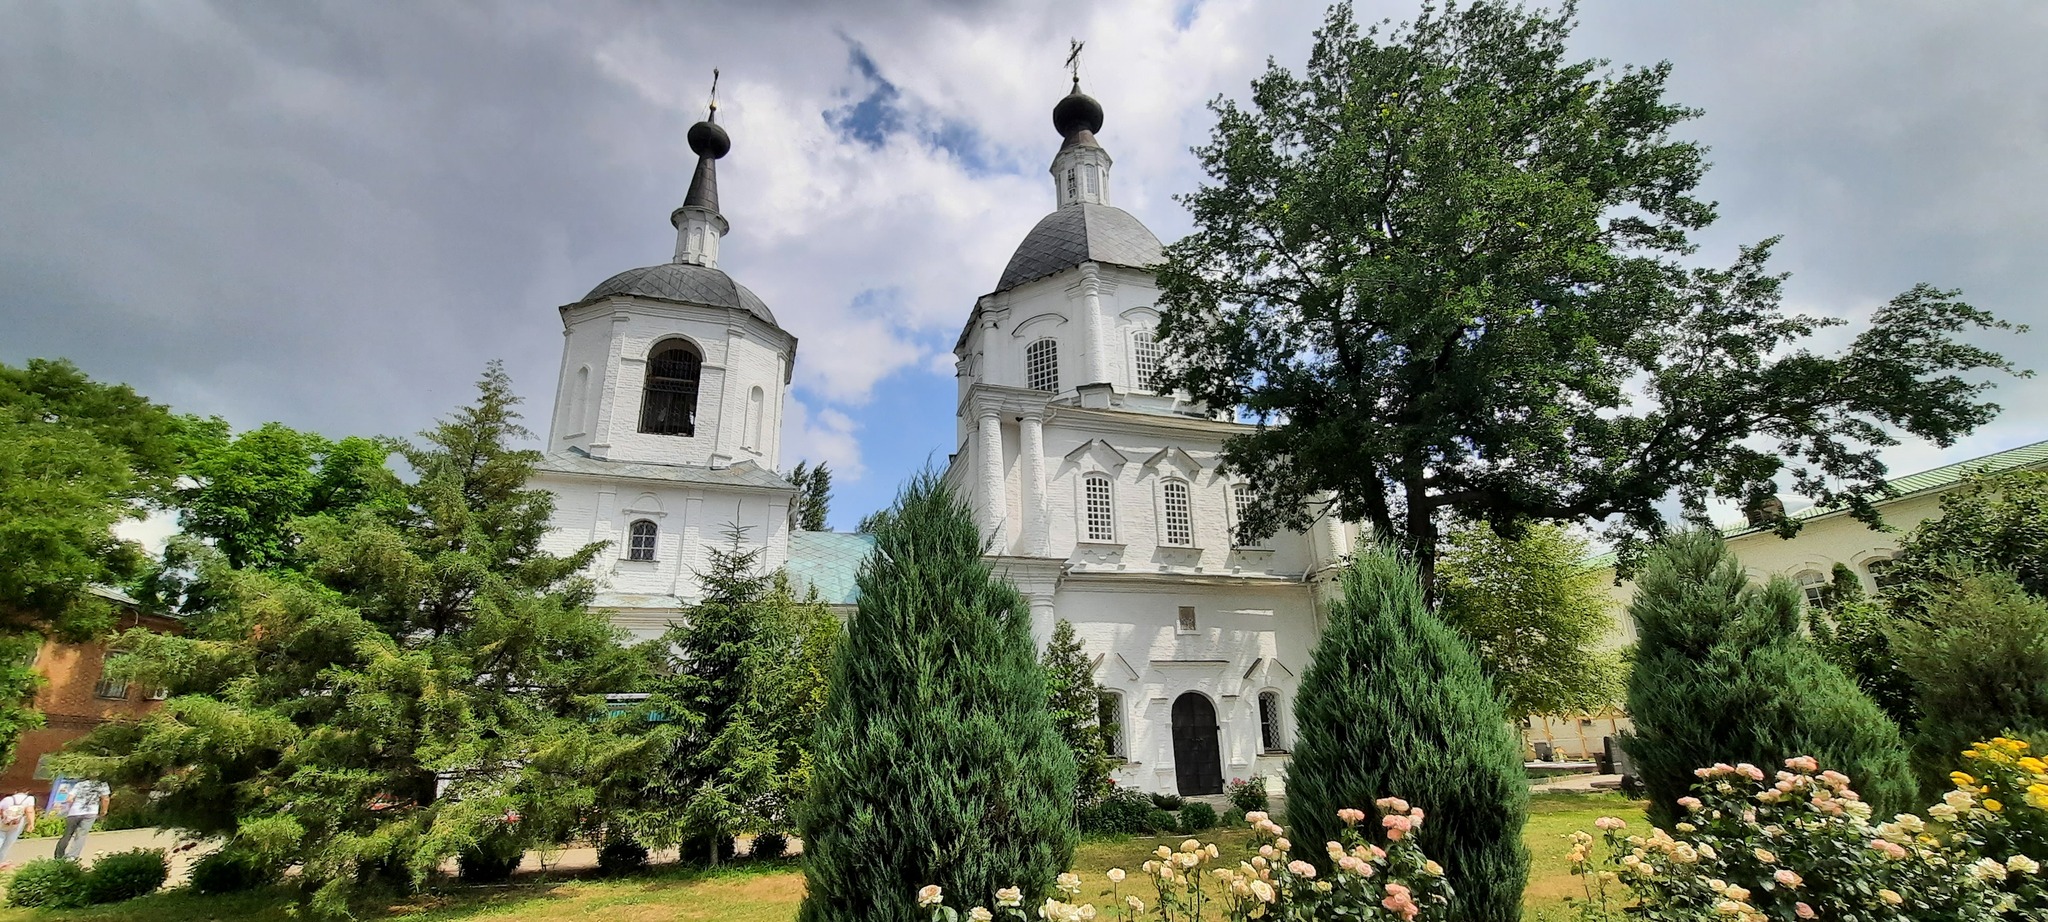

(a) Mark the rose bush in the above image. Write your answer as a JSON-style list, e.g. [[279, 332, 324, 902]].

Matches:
[[924, 802, 1453, 922], [1566, 740, 2048, 921]]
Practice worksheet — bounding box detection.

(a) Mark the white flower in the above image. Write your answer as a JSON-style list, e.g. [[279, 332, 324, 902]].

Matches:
[[1056, 873, 1083, 896], [2008, 854, 2040, 874], [970, 908, 993, 922], [918, 885, 944, 908], [996, 887, 1024, 908], [1106, 868, 1125, 884]]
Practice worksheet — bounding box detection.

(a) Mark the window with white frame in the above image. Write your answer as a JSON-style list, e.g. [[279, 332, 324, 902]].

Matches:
[[627, 519, 658, 561], [1084, 474, 1116, 542], [1866, 557, 1902, 591], [1258, 690, 1285, 752], [1231, 484, 1257, 546], [1131, 329, 1161, 392], [1161, 480, 1193, 546], [1025, 338, 1060, 392], [1097, 690, 1126, 758], [1794, 569, 1827, 609]]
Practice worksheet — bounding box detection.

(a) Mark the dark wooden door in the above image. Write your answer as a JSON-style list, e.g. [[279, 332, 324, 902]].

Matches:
[[1171, 693, 1223, 795]]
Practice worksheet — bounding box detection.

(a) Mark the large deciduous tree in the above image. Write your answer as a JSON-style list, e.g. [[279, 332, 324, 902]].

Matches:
[[57, 364, 646, 915], [1153, 1, 2022, 583], [1435, 520, 1622, 717]]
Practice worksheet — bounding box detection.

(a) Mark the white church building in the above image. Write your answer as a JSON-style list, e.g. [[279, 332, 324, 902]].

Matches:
[[531, 83, 1360, 797]]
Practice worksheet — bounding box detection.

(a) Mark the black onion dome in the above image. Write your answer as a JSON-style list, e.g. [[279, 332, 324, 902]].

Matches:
[[1052, 85, 1105, 138], [687, 117, 731, 159], [582, 263, 776, 326]]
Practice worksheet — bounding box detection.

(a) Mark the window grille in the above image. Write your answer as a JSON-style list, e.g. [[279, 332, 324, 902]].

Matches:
[[628, 520, 658, 561], [1866, 558, 1901, 591], [1231, 485, 1257, 546], [1066, 168, 1078, 199], [1025, 339, 1059, 392], [1162, 481, 1193, 546], [1084, 475, 1115, 542], [1084, 166, 1100, 196], [1177, 605, 1198, 634], [1795, 570, 1827, 608], [1097, 691, 1126, 758], [1259, 691, 1283, 751], [94, 658, 129, 700], [1132, 329, 1161, 391], [639, 343, 702, 436]]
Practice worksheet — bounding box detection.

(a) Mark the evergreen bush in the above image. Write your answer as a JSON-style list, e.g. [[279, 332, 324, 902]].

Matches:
[[1148, 792, 1185, 811], [797, 474, 1077, 922], [1622, 530, 1915, 828], [1284, 544, 1529, 922], [1078, 786, 1154, 835], [187, 846, 276, 895], [1892, 571, 2048, 795], [5, 858, 92, 909], [595, 835, 648, 876], [1178, 801, 1219, 833], [750, 831, 790, 861], [82, 848, 169, 903], [1145, 809, 1178, 835]]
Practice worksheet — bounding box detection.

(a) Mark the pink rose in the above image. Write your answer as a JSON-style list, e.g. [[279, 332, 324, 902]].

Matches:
[[1336, 807, 1366, 826]]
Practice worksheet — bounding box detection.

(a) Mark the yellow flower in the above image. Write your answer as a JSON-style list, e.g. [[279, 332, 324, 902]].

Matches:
[[1952, 772, 1978, 788], [1985, 799, 2004, 812]]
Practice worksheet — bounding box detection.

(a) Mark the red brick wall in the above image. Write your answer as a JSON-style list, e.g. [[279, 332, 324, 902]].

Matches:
[[1, 610, 179, 794]]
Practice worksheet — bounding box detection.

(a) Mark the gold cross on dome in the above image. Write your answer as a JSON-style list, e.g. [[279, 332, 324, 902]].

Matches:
[[1066, 40, 1084, 86]]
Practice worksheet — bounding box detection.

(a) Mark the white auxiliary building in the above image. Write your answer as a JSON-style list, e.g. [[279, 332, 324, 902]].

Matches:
[[537, 85, 1358, 795]]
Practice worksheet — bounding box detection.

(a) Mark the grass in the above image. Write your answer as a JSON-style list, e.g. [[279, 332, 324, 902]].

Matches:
[[0, 793, 1645, 922]]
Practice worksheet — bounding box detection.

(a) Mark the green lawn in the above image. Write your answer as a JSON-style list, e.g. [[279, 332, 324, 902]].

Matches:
[[0, 793, 1644, 922]]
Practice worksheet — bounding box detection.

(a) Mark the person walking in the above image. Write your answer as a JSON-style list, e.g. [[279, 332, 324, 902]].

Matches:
[[0, 789, 35, 866], [53, 778, 109, 861]]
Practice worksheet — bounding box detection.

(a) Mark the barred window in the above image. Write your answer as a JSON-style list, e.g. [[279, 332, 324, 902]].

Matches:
[[1259, 691, 1284, 751], [94, 656, 129, 700], [627, 519, 658, 561], [1162, 480, 1193, 546], [1025, 339, 1059, 392], [1084, 166, 1100, 196], [639, 342, 702, 436], [1866, 557, 1901, 591], [1176, 605, 1198, 633], [1231, 485, 1256, 546], [1066, 168, 1078, 199], [1084, 475, 1116, 542], [1097, 690, 1126, 758], [1795, 570, 1827, 608], [1132, 329, 1161, 391]]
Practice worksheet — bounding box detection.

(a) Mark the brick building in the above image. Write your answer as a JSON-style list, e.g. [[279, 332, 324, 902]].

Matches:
[[2, 587, 179, 795]]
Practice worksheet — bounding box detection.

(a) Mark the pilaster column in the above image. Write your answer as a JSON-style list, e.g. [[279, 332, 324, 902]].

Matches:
[[977, 409, 1007, 549], [1027, 591, 1058, 648], [1020, 411, 1049, 556], [1080, 265, 1110, 386], [1317, 493, 1349, 567]]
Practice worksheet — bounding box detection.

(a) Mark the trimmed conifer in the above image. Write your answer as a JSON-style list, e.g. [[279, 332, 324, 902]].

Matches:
[[798, 474, 1077, 922], [1285, 545, 1529, 922], [1623, 530, 1914, 828], [1041, 618, 1117, 807]]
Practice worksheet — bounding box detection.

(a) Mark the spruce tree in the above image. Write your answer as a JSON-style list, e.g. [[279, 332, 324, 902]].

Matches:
[[1041, 618, 1117, 806], [1285, 544, 1528, 922], [799, 474, 1076, 922], [1623, 530, 1914, 828]]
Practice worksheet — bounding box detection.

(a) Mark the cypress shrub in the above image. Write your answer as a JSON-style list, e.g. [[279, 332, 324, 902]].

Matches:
[[1892, 570, 2048, 796], [1623, 530, 1914, 828], [1284, 545, 1529, 922], [797, 474, 1077, 922]]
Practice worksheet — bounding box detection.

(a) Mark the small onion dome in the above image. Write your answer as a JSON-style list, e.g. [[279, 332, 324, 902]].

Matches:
[[687, 116, 731, 160], [1052, 84, 1105, 139]]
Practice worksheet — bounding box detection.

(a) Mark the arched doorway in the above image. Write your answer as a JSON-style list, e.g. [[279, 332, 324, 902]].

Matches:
[[1171, 693, 1223, 796]]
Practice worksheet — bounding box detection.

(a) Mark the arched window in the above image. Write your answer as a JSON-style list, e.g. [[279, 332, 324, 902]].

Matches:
[[1258, 690, 1285, 752], [745, 386, 765, 450], [627, 520, 658, 561], [1161, 480, 1193, 546], [1025, 338, 1059, 392], [565, 365, 590, 436], [1131, 329, 1161, 392], [1866, 556, 1901, 592], [1097, 690, 1126, 759], [1083, 474, 1116, 542], [639, 341, 702, 436], [1794, 569, 1827, 609]]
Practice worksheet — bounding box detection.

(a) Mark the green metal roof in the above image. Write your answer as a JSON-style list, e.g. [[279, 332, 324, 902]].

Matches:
[[1586, 438, 2048, 567], [785, 531, 875, 606]]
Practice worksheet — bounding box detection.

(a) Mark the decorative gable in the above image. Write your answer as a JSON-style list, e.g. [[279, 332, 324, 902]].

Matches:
[[1064, 439, 1130, 474], [1141, 446, 1204, 481]]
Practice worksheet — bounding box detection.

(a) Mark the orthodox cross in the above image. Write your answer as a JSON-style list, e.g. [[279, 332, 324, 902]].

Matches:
[[707, 68, 721, 115], [1066, 40, 1084, 87]]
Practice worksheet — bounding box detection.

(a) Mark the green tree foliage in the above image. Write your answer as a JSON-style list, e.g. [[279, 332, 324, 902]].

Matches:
[[1285, 544, 1528, 922], [1151, 1, 2022, 585], [798, 474, 1076, 922], [1040, 618, 1117, 805], [1891, 571, 2048, 793], [1807, 563, 1920, 730], [1622, 531, 1914, 827], [1887, 470, 2048, 613], [1435, 521, 1623, 717], [56, 363, 647, 915], [177, 422, 400, 570], [633, 530, 839, 861], [787, 461, 834, 532]]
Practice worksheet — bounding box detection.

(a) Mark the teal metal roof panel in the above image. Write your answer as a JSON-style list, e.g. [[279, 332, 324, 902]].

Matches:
[[785, 531, 875, 606]]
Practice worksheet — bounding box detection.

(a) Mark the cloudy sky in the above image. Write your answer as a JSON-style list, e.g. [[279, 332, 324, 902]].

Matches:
[[5, 0, 2044, 530]]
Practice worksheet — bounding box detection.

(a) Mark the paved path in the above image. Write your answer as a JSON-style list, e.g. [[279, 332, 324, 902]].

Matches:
[[3, 827, 217, 883], [1531, 773, 1624, 794]]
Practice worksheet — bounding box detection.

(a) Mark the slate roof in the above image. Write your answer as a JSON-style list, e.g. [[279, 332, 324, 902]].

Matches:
[[534, 446, 795, 491], [580, 263, 777, 327], [996, 203, 1164, 292], [785, 531, 875, 607]]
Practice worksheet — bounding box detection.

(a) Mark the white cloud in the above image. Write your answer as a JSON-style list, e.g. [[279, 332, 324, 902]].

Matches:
[[781, 395, 866, 482]]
